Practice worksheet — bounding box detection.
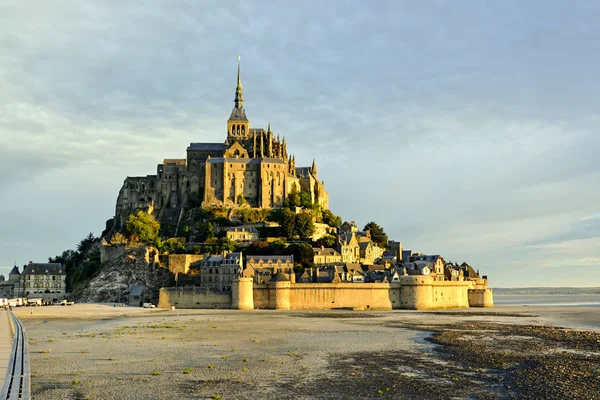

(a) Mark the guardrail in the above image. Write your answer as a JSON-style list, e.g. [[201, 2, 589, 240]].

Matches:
[[0, 310, 30, 400]]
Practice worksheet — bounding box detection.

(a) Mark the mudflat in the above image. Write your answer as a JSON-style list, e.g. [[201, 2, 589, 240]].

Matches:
[[14, 305, 600, 400]]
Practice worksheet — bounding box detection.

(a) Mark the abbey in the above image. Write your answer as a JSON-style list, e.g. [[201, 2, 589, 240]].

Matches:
[[114, 60, 328, 228]]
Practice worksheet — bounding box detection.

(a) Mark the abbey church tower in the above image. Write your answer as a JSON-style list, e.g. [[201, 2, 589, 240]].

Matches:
[[114, 58, 329, 229]]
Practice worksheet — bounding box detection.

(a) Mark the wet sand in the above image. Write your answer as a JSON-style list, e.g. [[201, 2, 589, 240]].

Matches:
[[14, 305, 600, 399]]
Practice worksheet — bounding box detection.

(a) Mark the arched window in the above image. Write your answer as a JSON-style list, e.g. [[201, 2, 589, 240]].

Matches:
[[241, 126, 245, 135]]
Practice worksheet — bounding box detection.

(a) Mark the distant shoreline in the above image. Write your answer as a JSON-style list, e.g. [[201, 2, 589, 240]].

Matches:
[[492, 287, 600, 295]]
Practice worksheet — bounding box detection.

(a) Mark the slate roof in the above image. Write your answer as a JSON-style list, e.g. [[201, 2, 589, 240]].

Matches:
[[129, 285, 145, 297], [226, 227, 259, 233], [229, 106, 248, 121], [9, 266, 19, 275], [22, 263, 65, 275], [187, 143, 226, 151], [313, 247, 340, 256], [270, 271, 290, 282]]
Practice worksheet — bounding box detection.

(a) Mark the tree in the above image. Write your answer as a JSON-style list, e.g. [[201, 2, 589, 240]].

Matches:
[[285, 242, 314, 268], [196, 222, 215, 242], [363, 221, 388, 248], [77, 232, 98, 253], [294, 212, 315, 239], [300, 192, 312, 209], [316, 234, 337, 248], [280, 208, 296, 239], [124, 211, 160, 244], [287, 190, 301, 208], [322, 209, 342, 228], [161, 238, 186, 254], [109, 232, 128, 245]]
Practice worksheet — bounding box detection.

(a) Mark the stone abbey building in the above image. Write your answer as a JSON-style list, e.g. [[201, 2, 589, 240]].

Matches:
[[114, 60, 328, 228]]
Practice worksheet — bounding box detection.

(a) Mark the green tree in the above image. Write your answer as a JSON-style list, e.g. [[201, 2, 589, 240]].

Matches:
[[322, 209, 342, 228], [77, 232, 98, 254], [124, 211, 160, 243], [287, 190, 301, 208], [285, 242, 314, 268], [197, 222, 215, 242], [280, 208, 296, 239], [294, 212, 315, 239], [161, 238, 186, 254], [109, 232, 128, 245], [316, 234, 337, 248], [363, 221, 388, 248], [217, 237, 237, 252], [300, 192, 312, 208]]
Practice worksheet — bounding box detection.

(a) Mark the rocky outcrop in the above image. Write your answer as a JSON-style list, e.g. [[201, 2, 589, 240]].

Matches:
[[76, 245, 174, 303]]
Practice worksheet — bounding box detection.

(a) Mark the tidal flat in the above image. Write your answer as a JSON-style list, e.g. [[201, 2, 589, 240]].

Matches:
[[14, 305, 600, 400]]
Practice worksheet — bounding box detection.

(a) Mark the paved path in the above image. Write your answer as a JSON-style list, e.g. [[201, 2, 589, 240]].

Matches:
[[0, 311, 13, 390]]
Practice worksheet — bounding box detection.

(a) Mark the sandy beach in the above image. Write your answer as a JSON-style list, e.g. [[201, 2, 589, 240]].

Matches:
[[14, 304, 600, 399]]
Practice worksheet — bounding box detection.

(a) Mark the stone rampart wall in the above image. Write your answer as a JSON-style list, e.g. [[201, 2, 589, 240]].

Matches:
[[158, 287, 231, 309]]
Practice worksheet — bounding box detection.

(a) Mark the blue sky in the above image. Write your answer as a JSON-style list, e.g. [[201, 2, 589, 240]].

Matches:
[[1, 1, 599, 287]]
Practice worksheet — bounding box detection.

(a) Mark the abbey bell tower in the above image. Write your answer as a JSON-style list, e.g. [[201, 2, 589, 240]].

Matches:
[[227, 56, 250, 140]]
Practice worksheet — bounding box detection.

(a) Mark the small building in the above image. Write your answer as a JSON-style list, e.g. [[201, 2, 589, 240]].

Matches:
[[128, 285, 148, 306], [245, 255, 294, 284], [199, 252, 243, 292], [225, 227, 260, 242], [313, 247, 342, 265]]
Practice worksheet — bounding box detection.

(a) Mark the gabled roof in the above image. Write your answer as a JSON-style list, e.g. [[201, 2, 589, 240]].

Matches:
[[9, 266, 20, 275], [270, 271, 289, 282], [22, 263, 65, 275]]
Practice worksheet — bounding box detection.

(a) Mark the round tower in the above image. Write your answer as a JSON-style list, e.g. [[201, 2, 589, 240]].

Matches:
[[232, 276, 254, 310], [399, 275, 433, 310], [269, 271, 291, 310]]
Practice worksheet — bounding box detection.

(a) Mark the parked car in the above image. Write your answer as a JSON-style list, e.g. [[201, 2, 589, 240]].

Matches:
[[143, 303, 156, 308]]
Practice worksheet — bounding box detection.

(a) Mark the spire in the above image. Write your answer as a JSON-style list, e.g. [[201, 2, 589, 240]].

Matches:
[[235, 55, 243, 109], [267, 122, 271, 133], [311, 158, 318, 178], [229, 56, 248, 121]]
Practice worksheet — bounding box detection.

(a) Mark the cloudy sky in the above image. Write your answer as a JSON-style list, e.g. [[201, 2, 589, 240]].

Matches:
[[1, 1, 599, 287]]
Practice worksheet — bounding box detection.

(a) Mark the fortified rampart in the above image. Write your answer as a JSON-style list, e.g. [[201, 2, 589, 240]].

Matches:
[[159, 275, 493, 310]]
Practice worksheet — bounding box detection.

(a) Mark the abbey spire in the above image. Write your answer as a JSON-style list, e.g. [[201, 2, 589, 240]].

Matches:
[[228, 56, 249, 138], [234, 55, 243, 109]]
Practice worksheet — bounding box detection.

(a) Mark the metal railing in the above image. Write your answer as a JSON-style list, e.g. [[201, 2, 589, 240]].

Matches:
[[0, 311, 30, 400]]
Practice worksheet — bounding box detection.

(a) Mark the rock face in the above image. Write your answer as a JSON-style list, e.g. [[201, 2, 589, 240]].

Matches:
[[76, 245, 174, 303]]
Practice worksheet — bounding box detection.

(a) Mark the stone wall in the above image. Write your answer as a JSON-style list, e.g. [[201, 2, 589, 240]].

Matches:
[[161, 276, 494, 311], [159, 254, 204, 275], [158, 287, 232, 309]]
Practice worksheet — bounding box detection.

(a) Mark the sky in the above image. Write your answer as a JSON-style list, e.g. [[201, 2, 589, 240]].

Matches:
[[1, 1, 599, 287]]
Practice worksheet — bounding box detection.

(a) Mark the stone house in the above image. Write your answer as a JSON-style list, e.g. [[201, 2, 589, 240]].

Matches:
[[22, 262, 66, 296], [198, 252, 243, 292], [225, 227, 260, 242], [245, 255, 294, 284], [413, 255, 445, 281], [337, 232, 360, 263], [313, 247, 342, 265], [358, 241, 384, 265]]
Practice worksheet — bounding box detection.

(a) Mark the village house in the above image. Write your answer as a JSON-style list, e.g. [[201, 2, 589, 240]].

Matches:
[[198, 252, 243, 292], [22, 262, 66, 296], [413, 255, 445, 281], [225, 227, 260, 242], [313, 247, 342, 265], [245, 255, 294, 284]]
